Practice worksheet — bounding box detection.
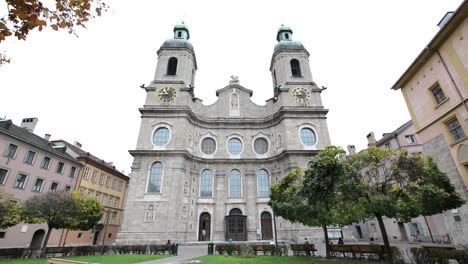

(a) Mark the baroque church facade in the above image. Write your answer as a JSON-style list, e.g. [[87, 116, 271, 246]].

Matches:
[[117, 24, 339, 243]]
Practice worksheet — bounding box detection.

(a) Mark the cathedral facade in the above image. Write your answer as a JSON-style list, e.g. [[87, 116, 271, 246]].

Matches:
[[117, 24, 335, 244]]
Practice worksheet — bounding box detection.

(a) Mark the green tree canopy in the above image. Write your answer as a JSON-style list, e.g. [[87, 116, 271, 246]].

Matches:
[[0, 190, 22, 229], [23, 191, 103, 257]]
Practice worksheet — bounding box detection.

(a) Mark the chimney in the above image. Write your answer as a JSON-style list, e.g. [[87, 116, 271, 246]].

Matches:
[[367, 132, 376, 146], [437, 11, 454, 29], [20, 117, 39, 132], [44, 134, 51, 141], [347, 145, 356, 155], [74, 141, 82, 148]]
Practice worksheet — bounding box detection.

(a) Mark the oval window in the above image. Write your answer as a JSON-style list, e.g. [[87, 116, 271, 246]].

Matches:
[[254, 138, 269, 155], [300, 128, 316, 146], [201, 137, 216, 155], [227, 138, 243, 155]]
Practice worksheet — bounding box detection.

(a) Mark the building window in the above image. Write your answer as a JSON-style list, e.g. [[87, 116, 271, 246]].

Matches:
[[110, 212, 117, 225], [254, 138, 269, 155], [69, 166, 77, 178], [200, 169, 213, 197], [65, 185, 72, 193], [0, 232, 5, 239], [300, 128, 316, 146], [79, 187, 86, 195], [108, 196, 113, 207], [14, 173, 28, 189], [102, 194, 107, 205], [405, 135, 416, 144], [49, 182, 59, 192], [167, 57, 178, 76], [153, 127, 171, 146], [227, 138, 243, 155], [201, 137, 216, 155], [56, 162, 65, 174], [290, 59, 302, 77], [92, 171, 98, 183], [111, 179, 117, 190], [40, 157, 51, 170], [447, 118, 465, 142], [0, 168, 9, 185], [87, 190, 94, 197], [385, 142, 392, 149], [117, 180, 123, 191], [147, 162, 163, 193], [99, 174, 105, 185], [229, 169, 241, 198], [105, 176, 111, 188], [77, 233, 82, 238], [257, 169, 270, 198], [32, 178, 44, 192], [83, 167, 90, 179], [95, 192, 101, 201], [114, 197, 120, 208], [24, 150, 36, 165], [4, 143, 18, 159], [431, 84, 447, 105]]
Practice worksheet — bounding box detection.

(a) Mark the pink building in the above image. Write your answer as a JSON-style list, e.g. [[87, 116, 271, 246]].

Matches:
[[0, 118, 82, 248]]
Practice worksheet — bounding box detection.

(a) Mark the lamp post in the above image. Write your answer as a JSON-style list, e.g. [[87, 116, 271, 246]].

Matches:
[[100, 208, 112, 255], [272, 210, 278, 247]]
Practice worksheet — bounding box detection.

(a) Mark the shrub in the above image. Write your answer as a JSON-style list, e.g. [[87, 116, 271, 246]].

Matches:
[[390, 247, 405, 264], [225, 244, 234, 256], [240, 244, 254, 258], [215, 244, 225, 255]]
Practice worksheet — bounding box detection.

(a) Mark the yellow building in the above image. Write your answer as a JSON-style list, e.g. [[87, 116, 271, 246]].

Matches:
[[391, 1, 468, 244], [51, 140, 129, 246]]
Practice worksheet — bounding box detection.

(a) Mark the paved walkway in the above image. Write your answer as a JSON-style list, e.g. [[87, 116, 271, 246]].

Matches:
[[137, 245, 207, 264]]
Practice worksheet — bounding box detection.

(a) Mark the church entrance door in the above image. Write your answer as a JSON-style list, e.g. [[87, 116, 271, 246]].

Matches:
[[225, 208, 247, 241], [261, 212, 273, 240], [198, 213, 211, 241]]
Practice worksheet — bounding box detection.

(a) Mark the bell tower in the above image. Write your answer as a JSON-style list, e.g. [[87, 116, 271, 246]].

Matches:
[[270, 25, 314, 96], [153, 22, 197, 88]]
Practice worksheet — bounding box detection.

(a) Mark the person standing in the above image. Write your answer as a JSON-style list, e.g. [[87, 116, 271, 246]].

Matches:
[[202, 229, 207, 241]]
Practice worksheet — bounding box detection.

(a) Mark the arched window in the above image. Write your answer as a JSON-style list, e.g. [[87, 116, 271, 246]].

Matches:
[[285, 33, 289, 40], [153, 127, 170, 146], [177, 31, 182, 38], [147, 162, 163, 193], [229, 169, 241, 198], [144, 203, 155, 222], [229, 208, 242, 215], [167, 57, 178, 76], [257, 169, 270, 198], [200, 169, 213, 197], [290, 59, 301, 77]]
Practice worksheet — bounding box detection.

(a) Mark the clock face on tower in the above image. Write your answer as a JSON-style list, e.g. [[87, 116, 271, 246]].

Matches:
[[158, 87, 177, 103], [292, 87, 311, 104]]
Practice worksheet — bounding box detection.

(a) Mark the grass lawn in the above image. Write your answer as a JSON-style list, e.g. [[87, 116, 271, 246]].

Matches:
[[0, 254, 171, 264], [194, 256, 383, 264]]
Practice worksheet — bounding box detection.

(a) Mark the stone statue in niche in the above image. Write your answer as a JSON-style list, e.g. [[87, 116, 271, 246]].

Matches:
[[231, 94, 239, 109]]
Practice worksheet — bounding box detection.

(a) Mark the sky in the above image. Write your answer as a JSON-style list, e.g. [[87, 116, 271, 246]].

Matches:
[[0, 0, 464, 174]]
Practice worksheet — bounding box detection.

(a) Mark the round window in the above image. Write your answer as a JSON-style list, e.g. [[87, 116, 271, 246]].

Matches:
[[227, 138, 243, 155], [201, 137, 216, 155], [153, 127, 170, 146], [300, 128, 316, 146], [254, 138, 269, 155]]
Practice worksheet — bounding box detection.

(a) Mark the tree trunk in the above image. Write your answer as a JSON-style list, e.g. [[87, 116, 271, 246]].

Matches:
[[323, 225, 331, 258], [40, 226, 53, 258], [375, 214, 392, 263]]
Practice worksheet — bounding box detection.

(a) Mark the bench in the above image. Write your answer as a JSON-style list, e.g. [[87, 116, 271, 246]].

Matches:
[[290, 244, 317, 256], [330, 244, 385, 259]]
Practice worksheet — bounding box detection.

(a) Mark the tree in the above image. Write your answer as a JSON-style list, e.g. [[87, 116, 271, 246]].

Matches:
[[0, 189, 22, 229], [23, 191, 103, 257], [0, 0, 108, 65], [270, 146, 364, 257], [346, 146, 465, 262]]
